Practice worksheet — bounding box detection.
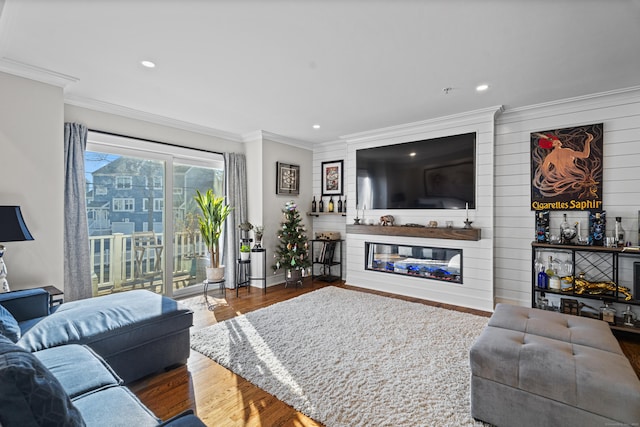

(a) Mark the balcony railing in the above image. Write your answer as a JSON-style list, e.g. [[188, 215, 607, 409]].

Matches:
[[89, 232, 208, 297]]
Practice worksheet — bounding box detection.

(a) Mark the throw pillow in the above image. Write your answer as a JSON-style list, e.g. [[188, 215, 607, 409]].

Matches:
[[0, 335, 86, 427], [0, 305, 20, 342]]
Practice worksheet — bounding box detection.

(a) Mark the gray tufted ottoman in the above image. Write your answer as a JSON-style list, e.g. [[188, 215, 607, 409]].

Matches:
[[470, 304, 640, 427]]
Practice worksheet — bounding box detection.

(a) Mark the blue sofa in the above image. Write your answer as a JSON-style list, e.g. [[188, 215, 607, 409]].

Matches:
[[0, 289, 205, 427]]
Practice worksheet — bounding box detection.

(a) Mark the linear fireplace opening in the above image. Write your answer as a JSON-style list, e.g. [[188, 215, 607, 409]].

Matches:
[[365, 242, 462, 284]]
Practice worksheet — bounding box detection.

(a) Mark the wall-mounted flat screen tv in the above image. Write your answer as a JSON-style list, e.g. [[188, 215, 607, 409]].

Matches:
[[356, 132, 476, 210]]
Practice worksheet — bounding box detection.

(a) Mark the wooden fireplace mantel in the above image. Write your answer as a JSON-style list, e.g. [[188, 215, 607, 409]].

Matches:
[[345, 224, 481, 241]]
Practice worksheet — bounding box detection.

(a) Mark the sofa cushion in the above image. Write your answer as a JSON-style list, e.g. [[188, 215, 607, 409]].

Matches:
[[488, 303, 623, 354], [0, 335, 85, 427], [18, 290, 192, 353], [34, 344, 123, 399], [0, 304, 21, 342], [72, 384, 160, 427]]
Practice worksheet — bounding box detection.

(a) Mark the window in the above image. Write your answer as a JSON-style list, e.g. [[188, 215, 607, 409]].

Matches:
[[85, 131, 225, 299], [113, 198, 135, 212], [115, 176, 132, 189]]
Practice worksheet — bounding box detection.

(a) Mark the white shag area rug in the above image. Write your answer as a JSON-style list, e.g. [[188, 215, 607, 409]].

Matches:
[[190, 286, 489, 427]]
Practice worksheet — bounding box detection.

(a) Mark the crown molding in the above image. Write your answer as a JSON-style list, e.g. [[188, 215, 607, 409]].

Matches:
[[341, 105, 504, 143], [0, 57, 78, 88], [241, 130, 314, 150], [64, 95, 244, 142]]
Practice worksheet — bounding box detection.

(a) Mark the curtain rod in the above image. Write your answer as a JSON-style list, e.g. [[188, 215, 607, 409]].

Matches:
[[88, 129, 224, 156]]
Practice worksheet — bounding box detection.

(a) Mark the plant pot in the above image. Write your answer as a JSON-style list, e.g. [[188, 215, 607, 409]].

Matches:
[[206, 266, 225, 281], [240, 252, 250, 261]]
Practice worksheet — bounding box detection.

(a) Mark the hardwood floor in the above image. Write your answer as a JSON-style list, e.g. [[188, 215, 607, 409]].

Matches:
[[129, 281, 640, 426]]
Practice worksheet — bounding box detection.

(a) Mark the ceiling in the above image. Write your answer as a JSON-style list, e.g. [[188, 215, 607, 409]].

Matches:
[[1, 0, 640, 145]]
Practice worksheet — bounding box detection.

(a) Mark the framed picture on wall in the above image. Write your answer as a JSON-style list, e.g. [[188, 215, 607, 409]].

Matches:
[[321, 160, 343, 196], [276, 162, 300, 195]]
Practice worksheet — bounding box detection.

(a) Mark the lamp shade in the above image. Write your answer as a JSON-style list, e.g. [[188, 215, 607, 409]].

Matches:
[[0, 206, 34, 242]]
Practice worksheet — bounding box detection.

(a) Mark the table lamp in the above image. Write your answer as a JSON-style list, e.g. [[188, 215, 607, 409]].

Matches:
[[0, 206, 34, 292]]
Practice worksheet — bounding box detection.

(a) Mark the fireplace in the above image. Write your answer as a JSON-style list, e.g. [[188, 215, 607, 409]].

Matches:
[[365, 242, 462, 284]]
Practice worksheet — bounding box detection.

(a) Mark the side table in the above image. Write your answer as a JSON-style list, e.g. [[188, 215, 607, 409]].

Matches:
[[203, 279, 225, 311], [236, 259, 251, 297], [40, 285, 63, 307]]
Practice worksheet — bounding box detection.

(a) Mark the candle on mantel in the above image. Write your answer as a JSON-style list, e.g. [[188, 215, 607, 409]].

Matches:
[[465, 202, 469, 219]]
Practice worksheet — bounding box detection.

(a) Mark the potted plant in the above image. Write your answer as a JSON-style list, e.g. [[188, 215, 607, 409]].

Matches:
[[194, 189, 232, 281], [240, 244, 251, 261]]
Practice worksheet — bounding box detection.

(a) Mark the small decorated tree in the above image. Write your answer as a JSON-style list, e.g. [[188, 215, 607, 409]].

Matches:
[[272, 201, 311, 278]]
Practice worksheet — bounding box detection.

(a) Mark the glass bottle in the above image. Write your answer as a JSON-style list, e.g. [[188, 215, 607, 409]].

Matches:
[[546, 256, 561, 290], [538, 292, 549, 310], [623, 305, 636, 327], [537, 265, 548, 290], [600, 301, 616, 325], [318, 197, 324, 212], [614, 217, 625, 247], [343, 196, 347, 214], [328, 196, 334, 212], [337, 196, 343, 213], [311, 196, 317, 213], [560, 213, 576, 244]]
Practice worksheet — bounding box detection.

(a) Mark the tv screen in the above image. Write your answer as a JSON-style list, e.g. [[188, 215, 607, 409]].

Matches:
[[356, 132, 476, 210]]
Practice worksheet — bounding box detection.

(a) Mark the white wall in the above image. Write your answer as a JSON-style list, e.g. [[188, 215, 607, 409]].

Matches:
[[0, 72, 64, 290], [312, 107, 501, 311], [261, 138, 313, 286], [494, 87, 640, 307]]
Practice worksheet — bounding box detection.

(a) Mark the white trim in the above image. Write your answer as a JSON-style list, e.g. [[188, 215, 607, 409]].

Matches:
[[0, 57, 78, 88], [66, 95, 244, 142], [242, 130, 314, 150]]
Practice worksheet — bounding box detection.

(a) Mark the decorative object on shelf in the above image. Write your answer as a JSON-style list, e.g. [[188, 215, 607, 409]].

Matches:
[[380, 215, 394, 226], [559, 213, 577, 244], [240, 244, 251, 261], [311, 196, 317, 213], [560, 298, 580, 315], [195, 189, 232, 281], [446, 221, 453, 228], [428, 220, 438, 228], [328, 196, 334, 212], [319, 196, 324, 212], [623, 305, 637, 326], [600, 301, 616, 325], [589, 210, 606, 246], [343, 196, 347, 214], [561, 272, 633, 301], [353, 217, 361, 225], [276, 161, 300, 195], [535, 210, 550, 243], [253, 225, 264, 248], [315, 231, 341, 240], [321, 159, 344, 196], [337, 196, 343, 213], [0, 206, 34, 293], [272, 201, 311, 283], [614, 216, 626, 247], [463, 202, 473, 229], [530, 123, 603, 212], [238, 221, 253, 239]]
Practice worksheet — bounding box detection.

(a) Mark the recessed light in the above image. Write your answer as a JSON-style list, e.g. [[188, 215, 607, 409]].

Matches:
[[312, 124, 321, 129], [141, 60, 156, 68], [476, 84, 489, 92], [409, 152, 416, 157]]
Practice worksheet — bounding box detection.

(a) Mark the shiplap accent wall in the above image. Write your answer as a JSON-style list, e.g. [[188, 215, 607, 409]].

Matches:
[[313, 107, 501, 311], [494, 87, 640, 307], [311, 140, 348, 278]]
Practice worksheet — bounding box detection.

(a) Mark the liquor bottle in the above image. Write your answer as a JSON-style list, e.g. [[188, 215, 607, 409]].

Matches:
[[537, 264, 548, 290], [311, 196, 317, 213], [337, 196, 343, 213], [560, 213, 577, 244], [547, 256, 561, 290], [589, 211, 606, 246], [318, 197, 324, 213], [614, 216, 625, 247], [600, 301, 616, 325], [328, 196, 334, 212], [343, 196, 347, 214], [535, 210, 550, 243]]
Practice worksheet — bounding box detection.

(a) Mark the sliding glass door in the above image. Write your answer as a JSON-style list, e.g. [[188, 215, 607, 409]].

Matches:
[[85, 132, 224, 298]]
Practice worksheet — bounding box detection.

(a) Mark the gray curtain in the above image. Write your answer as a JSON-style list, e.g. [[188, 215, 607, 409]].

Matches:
[[63, 123, 92, 301], [224, 153, 248, 288]]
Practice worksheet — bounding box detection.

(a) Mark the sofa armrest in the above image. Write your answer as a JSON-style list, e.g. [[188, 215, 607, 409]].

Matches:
[[0, 289, 50, 321], [158, 410, 207, 427]]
